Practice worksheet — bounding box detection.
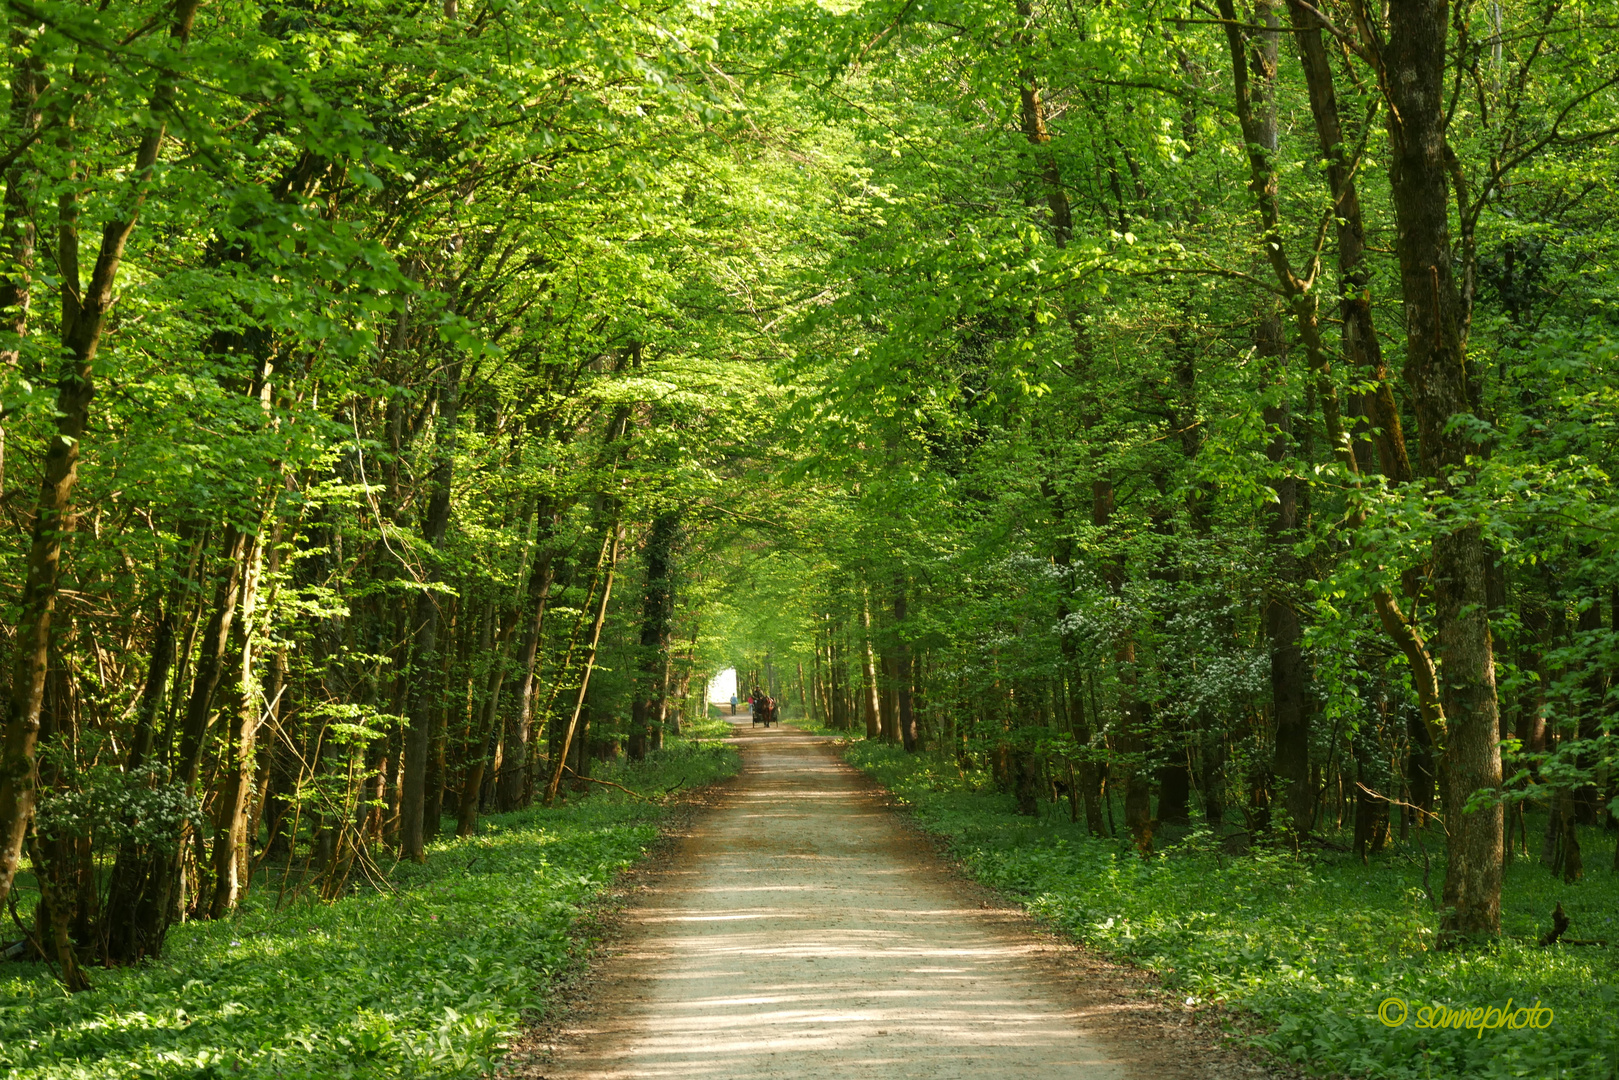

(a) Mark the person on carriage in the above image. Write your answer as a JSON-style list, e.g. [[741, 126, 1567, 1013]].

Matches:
[[750, 688, 765, 725]]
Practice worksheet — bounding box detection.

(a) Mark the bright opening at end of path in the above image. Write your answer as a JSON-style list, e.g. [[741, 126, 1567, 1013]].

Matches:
[[706, 668, 737, 703]]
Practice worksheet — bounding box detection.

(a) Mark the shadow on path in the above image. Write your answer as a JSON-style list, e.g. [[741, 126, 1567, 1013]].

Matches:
[[525, 722, 1229, 1079]]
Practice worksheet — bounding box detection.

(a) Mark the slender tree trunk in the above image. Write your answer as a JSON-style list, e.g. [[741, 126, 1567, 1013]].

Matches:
[[1093, 478, 1152, 851], [207, 526, 270, 918], [1286, 7, 1442, 731], [102, 605, 176, 960], [399, 358, 463, 862], [453, 634, 501, 835], [27, 830, 89, 991], [859, 592, 881, 739], [1222, 0, 1454, 837], [1048, 483, 1104, 833], [670, 618, 698, 736], [127, 520, 253, 948], [1258, 314, 1312, 834], [101, 521, 206, 960], [829, 632, 848, 731], [878, 652, 898, 744], [1218, 0, 1315, 835], [544, 527, 620, 806], [1013, 0, 1073, 245], [629, 512, 680, 761], [1288, 0, 1411, 484], [423, 623, 458, 841], [894, 576, 916, 751], [456, 613, 517, 836], [1068, 676, 1105, 834], [502, 543, 556, 811]]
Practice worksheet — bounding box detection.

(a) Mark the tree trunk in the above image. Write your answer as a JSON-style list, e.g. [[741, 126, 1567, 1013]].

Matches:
[[1384, 0, 1504, 937], [670, 618, 698, 737], [1068, 676, 1105, 835], [399, 357, 464, 862], [544, 526, 621, 806], [1156, 743, 1192, 825], [207, 527, 270, 918], [880, 653, 900, 745], [859, 592, 881, 740], [0, 0, 204, 911], [456, 610, 518, 836], [1259, 321, 1311, 834], [423, 623, 459, 842], [1287, 0, 1411, 484], [629, 512, 680, 761], [1093, 477, 1152, 852], [1352, 734, 1391, 861], [128, 520, 253, 950], [894, 577, 916, 751], [498, 531, 556, 811], [103, 562, 187, 963], [0, 30, 42, 500], [1013, 0, 1073, 245]]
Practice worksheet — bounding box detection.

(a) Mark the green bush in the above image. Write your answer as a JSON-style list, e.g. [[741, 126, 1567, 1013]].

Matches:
[[0, 741, 738, 1080], [843, 741, 1619, 1080]]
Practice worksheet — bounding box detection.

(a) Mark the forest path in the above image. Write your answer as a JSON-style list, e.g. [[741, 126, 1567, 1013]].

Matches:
[[520, 722, 1238, 1080]]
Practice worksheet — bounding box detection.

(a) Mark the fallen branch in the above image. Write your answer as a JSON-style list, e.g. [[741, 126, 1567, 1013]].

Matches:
[[562, 767, 654, 803]]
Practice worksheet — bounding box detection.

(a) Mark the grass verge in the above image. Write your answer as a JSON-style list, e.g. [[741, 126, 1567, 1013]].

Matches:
[[838, 740, 1619, 1080], [0, 740, 739, 1080], [676, 707, 740, 740]]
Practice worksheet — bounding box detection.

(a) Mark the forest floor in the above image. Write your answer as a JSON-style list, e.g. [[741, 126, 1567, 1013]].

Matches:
[[0, 741, 739, 1080], [511, 720, 1275, 1079]]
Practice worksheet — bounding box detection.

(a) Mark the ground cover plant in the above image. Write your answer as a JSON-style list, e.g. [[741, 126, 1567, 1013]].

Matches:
[[839, 741, 1619, 1080], [0, 742, 737, 1080]]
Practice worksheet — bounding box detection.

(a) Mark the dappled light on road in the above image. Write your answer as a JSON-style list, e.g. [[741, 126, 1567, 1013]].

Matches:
[[537, 723, 1128, 1079]]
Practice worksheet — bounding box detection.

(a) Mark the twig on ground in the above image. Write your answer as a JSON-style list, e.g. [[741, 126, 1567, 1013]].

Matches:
[[563, 767, 654, 802]]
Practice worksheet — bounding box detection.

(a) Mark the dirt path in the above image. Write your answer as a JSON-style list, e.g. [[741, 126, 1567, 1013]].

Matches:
[[517, 723, 1274, 1079]]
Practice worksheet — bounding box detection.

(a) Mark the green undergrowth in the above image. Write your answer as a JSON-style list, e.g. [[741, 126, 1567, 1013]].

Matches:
[[677, 709, 739, 740], [0, 740, 739, 1080], [841, 741, 1619, 1080]]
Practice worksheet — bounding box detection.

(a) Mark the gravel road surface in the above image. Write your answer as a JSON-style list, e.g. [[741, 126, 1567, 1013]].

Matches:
[[523, 721, 1271, 1079]]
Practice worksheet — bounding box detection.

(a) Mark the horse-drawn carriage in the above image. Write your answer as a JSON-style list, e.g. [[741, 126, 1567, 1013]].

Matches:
[[750, 690, 779, 727]]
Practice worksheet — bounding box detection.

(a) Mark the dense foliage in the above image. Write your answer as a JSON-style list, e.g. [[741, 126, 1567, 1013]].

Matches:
[[0, 0, 1616, 1075], [775, 0, 1619, 942], [0, 0, 835, 982]]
